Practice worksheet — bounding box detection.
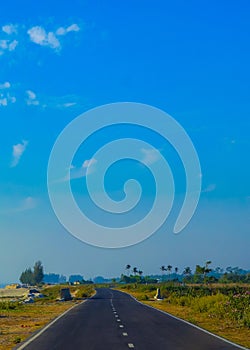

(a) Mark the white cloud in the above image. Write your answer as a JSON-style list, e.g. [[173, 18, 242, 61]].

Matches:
[[27, 26, 60, 50], [0, 97, 7, 106], [55, 27, 66, 36], [56, 23, 80, 36], [7, 93, 16, 103], [141, 148, 161, 165], [0, 39, 18, 53], [0, 86, 16, 107], [66, 24, 80, 32], [82, 158, 97, 168], [62, 102, 77, 108], [11, 140, 28, 167], [8, 39, 18, 51], [27, 23, 80, 51], [58, 159, 97, 182], [26, 90, 39, 106], [2, 24, 18, 35], [0, 81, 11, 89], [202, 184, 216, 193], [0, 40, 8, 49]]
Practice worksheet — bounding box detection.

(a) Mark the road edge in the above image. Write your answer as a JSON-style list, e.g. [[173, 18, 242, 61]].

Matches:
[[116, 289, 249, 350], [16, 292, 96, 350]]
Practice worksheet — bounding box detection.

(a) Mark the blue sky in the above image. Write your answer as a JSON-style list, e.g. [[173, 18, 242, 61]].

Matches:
[[0, 0, 250, 283]]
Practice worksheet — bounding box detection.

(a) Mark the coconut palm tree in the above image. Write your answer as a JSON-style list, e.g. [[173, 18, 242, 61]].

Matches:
[[138, 270, 143, 277], [183, 266, 192, 277], [160, 265, 166, 274], [167, 265, 172, 279], [132, 267, 138, 276], [126, 264, 131, 276]]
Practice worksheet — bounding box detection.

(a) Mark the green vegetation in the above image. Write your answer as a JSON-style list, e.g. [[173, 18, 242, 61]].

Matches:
[[41, 284, 95, 300], [118, 283, 250, 348], [121, 261, 250, 284], [19, 260, 44, 285]]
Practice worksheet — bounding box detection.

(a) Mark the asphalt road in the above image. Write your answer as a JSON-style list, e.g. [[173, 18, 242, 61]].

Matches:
[[20, 288, 246, 350]]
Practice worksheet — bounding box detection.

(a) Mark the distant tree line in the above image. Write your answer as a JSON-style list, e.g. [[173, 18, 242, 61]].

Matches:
[[43, 273, 67, 284], [19, 262, 93, 286], [120, 262, 250, 284]]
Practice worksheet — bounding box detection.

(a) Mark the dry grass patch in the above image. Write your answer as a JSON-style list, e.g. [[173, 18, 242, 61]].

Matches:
[[0, 284, 95, 350], [0, 301, 77, 350]]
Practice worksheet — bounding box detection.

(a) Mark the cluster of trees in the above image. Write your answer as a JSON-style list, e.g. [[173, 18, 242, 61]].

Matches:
[[20, 261, 44, 285], [120, 261, 250, 284], [19, 262, 92, 286], [43, 273, 67, 284], [120, 265, 144, 283], [182, 263, 250, 284], [68, 275, 93, 284]]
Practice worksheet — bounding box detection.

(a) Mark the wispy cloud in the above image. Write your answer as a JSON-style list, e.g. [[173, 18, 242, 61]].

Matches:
[[0, 196, 37, 215], [0, 39, 18, 54], [82, 159, 97, 169], [26, 90, 39, 106], [0, 21, 81, 56], [27, 23, 80, 52], [0, 81, 11, 89], [202, 183, 216, 193], [2, 24, 18, 35], [0, 82, 84, 109], [27, 26, 61, 50], [11, 140, 28, 167], [56, 24, 80, 36], [58, 158, 97, 182], [0, 81, 16, 106], [141, 148, 161, 165], [41, 93, 86, 109]]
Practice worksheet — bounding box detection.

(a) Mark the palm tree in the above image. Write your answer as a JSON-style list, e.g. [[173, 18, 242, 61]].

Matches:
[[204, 261, 212, 282], [160, 265, 166, 274], [138, 270, 143, 277], [174, 267, 178, 278], [167, 265, 172, 280], [183, 266, 192, 277], [126, 264, 131, 276], [133, 267, 138, 276]]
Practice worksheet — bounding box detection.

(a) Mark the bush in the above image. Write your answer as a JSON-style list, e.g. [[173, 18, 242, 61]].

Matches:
[[0, 301, 19, 310]]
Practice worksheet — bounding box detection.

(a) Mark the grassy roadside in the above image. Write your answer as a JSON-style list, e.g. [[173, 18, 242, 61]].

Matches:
[[116, 284, 250, 349], [0, 284, 95, 350]]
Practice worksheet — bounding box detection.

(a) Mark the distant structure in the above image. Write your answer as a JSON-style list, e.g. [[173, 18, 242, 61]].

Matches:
[[5, 283, 21, 289], [60, 288, 72, 301], [154, 288, 163, 300]]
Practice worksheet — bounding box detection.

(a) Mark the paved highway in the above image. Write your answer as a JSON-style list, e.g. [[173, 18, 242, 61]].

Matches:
[[19, 288, 246, 350]]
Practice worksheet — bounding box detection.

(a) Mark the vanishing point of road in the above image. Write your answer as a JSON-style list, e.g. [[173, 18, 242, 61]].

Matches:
[[18, 288, 247, 350]]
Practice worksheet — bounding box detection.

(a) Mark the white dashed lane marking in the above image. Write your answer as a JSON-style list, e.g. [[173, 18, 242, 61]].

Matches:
[[128, 344, 135, 348], [119, 325, 124, 328], [122, 332, 128, 336]]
